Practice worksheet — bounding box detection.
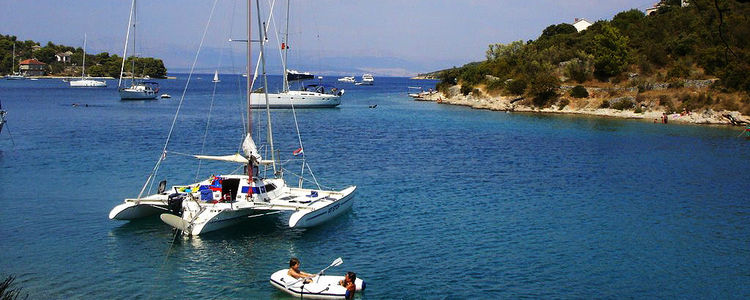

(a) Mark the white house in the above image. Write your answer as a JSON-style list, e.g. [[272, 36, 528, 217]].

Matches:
[[572, 18, 592, 32], [55, 51, 72, 64]]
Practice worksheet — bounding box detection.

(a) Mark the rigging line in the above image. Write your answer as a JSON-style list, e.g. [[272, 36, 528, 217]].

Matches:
[[228, 0, 248, 150], [3, 123, 16, 147], [281, 167, 329, 190], [136, 0, 220, 199], [196, 14, 228, 180], [117, 0, 136, 88], [249, 0, 278, 148], [305, 160, 321, 190]]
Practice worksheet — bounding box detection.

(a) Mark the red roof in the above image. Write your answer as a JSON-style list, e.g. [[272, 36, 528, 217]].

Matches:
[[19, 59, 46, 65]]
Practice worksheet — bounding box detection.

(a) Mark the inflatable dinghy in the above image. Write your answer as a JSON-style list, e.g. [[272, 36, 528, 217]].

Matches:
[[270, 269, 365, 299]]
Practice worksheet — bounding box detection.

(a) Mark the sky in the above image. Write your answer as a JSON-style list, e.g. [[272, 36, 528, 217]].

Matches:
[[0, 0, 659, 76]]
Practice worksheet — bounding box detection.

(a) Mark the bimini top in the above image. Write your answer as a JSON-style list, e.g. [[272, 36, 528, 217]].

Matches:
[[303, 84, 343, 96]]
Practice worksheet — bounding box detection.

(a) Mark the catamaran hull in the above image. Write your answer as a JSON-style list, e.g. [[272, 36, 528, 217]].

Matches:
[[187, 208, 261, 236], [109, 202, 168, 220], [270, 269, 365, 300], [289, 186, 356, 228]]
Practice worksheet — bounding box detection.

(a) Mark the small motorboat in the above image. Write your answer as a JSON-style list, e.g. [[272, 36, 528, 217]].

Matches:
[[270, 269, 365, 300], [337, 76, 355, 83], [160, 94, 171, 99]]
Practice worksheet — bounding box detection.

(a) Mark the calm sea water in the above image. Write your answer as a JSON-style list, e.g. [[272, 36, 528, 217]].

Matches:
[[0, 75, 748, 299]]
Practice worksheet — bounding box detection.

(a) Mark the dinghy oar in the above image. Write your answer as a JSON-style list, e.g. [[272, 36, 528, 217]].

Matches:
[[160, 214, 189, 231], [285, 257, 344, 288], [315, 257, 343, 283], [318, 257, 343, 276]]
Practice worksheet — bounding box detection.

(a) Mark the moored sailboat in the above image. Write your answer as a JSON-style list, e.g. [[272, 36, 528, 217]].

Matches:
[[108, 0, 356, 236], [70, 34, 107, 87], [118, 0, 159, 100], [5, 43, 26, 80], [248, 0, 344, 108]]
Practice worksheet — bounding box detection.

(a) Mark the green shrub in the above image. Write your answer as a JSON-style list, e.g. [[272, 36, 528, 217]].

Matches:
[[634, 105, 643, 113], [460, 85, 473, 96], [667, 63, 690, 79], [472, 88, 482, 97], [659, 95, 676, 113], [506, 79, 527, 95], [569, 85, 589, 98], [486, 79, 505, 92], [565, 58, 593, 83], [611, 99, 634, 110], [600, 100, 610, 108]]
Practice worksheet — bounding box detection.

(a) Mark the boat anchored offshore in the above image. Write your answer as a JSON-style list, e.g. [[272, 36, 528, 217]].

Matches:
[[248, 0, 343, 108], [108, 0, 356, 236], [337, 76, 355, 83], [117, 0, 159, 100], [270, 258, 366, 300], [70, 34, 107, 87], [5, 43, 26, 80], [355, 73, 374, 85]]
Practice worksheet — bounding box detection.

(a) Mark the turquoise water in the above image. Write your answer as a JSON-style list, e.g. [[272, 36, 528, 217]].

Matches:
[[0, 76, 748, 299]]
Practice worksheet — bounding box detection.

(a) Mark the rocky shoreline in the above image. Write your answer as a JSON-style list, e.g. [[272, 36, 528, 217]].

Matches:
[[421, 86, 749, 126]]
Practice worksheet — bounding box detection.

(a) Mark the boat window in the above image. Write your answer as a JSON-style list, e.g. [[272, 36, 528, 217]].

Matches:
[[264, 183, 276, 192]]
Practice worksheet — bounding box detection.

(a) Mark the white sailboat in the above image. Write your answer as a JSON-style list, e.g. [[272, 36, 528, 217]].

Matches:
[[248, 0, 344, 108], [108, 0, 356, 236], [212, 70, 220, 83], [5, 43, 26, 80], [118, 0, 159, 100], [70, 34, 107, 87]]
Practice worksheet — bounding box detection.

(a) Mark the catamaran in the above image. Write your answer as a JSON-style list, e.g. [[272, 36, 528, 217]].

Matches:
[[117, 0, 159, 100], [248, 0, 343, 108], [108, 0, 356, 236], [70, 34, 107, 87]]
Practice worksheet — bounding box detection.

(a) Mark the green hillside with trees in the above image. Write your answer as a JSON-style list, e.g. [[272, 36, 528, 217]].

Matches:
[[0, 34, 166, 78], [436, 0, 750, 115]]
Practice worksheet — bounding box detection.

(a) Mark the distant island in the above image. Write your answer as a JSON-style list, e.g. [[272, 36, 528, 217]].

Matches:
[[428, 0, 749, 126], [0, 34, 167, 78]]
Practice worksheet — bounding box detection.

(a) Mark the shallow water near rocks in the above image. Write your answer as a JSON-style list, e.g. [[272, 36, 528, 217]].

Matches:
[[0, 76, 748, 298]]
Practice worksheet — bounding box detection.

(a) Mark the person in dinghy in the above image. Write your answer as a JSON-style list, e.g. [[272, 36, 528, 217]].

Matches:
[[338, 272, 357, 300], [288, 257, 314, 283]]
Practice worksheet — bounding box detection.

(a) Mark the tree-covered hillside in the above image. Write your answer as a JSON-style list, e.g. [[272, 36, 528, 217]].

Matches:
[[0, 34, 167, 78], [437, 0, 750, 114]]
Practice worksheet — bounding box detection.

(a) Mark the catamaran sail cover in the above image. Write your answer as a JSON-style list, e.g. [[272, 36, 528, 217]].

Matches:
[[242, 133, 263, 163], [193, 153, 249, 163]]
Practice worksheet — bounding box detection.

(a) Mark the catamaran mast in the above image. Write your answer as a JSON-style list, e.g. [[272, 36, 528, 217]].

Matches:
[[282, 0, 290, 92], [256, 0, 277, 174]]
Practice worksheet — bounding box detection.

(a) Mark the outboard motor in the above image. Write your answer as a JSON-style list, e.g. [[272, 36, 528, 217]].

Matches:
[[157, 180, 167, 194], [167, 193, 185, 216]]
